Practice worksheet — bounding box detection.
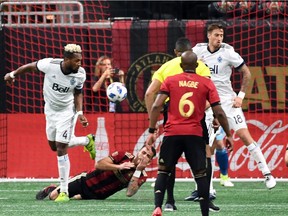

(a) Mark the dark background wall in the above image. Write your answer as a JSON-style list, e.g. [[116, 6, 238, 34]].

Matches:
[[0, 30, 6, 113], [107, 1, 212, 20]]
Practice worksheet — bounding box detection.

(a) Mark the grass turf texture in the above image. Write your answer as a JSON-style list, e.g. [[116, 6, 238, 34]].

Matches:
[[0, 181, 287, 216]]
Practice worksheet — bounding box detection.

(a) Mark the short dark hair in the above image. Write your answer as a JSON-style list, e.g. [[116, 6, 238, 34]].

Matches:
[[175, 37, 192, 52], [63, 51, 80, 59], [151, 146, 156, 158], [207, 23, 225, 33], [141, 145, 157, 158]]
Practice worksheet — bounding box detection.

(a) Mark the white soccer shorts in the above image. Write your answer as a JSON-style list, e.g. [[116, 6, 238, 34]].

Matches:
[[44, 103, 77, 143]]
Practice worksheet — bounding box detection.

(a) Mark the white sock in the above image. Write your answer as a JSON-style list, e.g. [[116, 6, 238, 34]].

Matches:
[[210, 154, 215, 193], [68, 136, 89, 147], [57, 154, 70, 194], [247, 142, 270, 176]]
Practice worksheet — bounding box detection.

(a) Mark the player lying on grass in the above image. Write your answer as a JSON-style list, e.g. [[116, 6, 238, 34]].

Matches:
[[36, 145, 156, 200]]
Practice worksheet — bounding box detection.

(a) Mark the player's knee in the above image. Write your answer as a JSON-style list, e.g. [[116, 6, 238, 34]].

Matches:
[[157, 169, 171, 176], [48, 141, 57, 151], [56, 142, 68, 155]]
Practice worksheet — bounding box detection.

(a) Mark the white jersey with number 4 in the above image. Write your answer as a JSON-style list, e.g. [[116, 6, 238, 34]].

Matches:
[[37, 58, 86, 110], [192, 42, 245, 98]]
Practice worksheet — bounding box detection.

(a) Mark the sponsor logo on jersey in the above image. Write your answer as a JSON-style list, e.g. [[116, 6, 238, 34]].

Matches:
[[126, 53, 173, 112], [52, 83, 70, 93], [210, 65, 219, 74]]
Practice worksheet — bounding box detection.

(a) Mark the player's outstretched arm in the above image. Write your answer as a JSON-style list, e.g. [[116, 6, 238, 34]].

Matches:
[[96, 156, 135, 171], [233, 64, 251, 108], [4, 62, 37, 85]]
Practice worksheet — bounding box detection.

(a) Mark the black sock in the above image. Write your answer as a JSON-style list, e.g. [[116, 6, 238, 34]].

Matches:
[[195, 176, 209, 216], [154, 171, 170, 208], [165, 167, 175, 204], [206, 157, 212, 187]]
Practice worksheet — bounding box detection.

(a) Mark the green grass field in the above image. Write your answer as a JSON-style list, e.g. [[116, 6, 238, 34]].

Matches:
[[0, 181, 287, 216]]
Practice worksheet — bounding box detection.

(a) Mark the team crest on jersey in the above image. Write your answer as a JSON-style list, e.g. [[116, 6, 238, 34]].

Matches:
[[126, 53, 173, 112], [217, 56, 222, 63], [70, 77, 76, 85], [125, 152, 134, 159]]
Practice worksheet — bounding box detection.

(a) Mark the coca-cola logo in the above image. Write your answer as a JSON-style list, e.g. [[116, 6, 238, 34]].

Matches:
[[134, 118, 288, 175], [230, 119, 288, 172]]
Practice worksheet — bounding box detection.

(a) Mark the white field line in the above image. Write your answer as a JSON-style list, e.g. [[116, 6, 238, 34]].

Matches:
[[1, 178, 288, 182]]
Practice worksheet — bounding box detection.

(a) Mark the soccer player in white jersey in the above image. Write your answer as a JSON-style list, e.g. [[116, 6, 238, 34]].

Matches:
[[192, 23, 276, 190], [4, 44, 96, 202]]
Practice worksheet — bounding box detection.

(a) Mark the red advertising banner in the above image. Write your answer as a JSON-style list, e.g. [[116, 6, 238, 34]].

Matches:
[[6, 113, 287, 178]]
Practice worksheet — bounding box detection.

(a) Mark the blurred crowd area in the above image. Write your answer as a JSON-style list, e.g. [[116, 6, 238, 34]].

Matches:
[[0, 1, 287, 23]]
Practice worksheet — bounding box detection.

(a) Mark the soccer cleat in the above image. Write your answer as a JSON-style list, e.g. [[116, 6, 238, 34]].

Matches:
[[36, 184, 57, 200], [209, 201, 220, 212], [220, 174, 234, 187], [164, 203, 177, 212], [184, 190, 199, 201], [152, 207, 162, 216], [185, 190, 216, 201], [264, 174, 276, 189], [54, 192, 70, 202], [84, 134, 96, 160]]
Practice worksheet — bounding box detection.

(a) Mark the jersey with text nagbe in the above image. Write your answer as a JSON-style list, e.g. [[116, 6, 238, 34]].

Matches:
[[193, 43, 244, 97], [84, 151, 147, 199], [160, 73, 220, 137], [37, 58, 86, 110]]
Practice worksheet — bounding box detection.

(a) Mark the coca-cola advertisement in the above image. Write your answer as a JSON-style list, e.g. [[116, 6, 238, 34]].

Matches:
[[129, 113, 288, 179], [4, 112, 287, 178]]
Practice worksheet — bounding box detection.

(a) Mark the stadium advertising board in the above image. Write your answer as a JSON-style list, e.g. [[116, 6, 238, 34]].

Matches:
[[6, 113, 287, 178]]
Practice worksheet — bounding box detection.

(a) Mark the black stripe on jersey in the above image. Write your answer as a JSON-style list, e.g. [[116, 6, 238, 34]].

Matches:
[[130, 21, 149, 63], [158, 91, 169, 96], [210, 101, 221, 107], [167, 20, 186, 56], [235, 61, 245, 71]]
